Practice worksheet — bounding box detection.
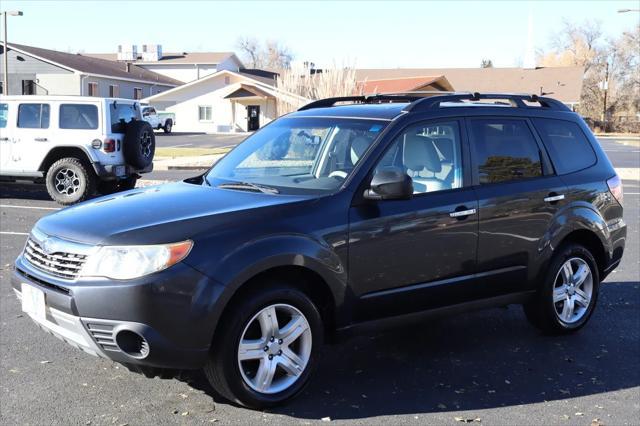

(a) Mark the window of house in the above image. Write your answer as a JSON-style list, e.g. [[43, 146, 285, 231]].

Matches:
[[88, 82, 99, 97], [374, 121, 463, 194], [109, 85, 119, 98], [0, 103, 8, 128], [22, 80, 36, 95], [133, 88, 143, 100], [18, 103, 50, 128], [533, 118, 596, 175], [198, 105, 213, 121], [59, 104, 99, 129], [0, 82, 3, 94], [469, 119, 542, 184]]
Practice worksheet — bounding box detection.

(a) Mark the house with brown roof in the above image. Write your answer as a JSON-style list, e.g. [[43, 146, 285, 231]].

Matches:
[[85, 45, 244, 83], [358, 75, 454, 94], [356, 67, 585, 109], [0, 43, 181, 99]]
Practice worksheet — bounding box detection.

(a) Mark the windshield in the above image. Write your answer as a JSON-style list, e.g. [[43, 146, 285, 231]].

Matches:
[[206, 117, 388, 195]]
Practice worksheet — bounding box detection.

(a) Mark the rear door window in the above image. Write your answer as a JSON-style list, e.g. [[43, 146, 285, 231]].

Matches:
[[0, 103, 8, 128], [469, 119, 542, 184], [59, 104, 99, 129], [533, 118, 596, 174], [18, 104, 50, 129], [110, 102, 138, 133]]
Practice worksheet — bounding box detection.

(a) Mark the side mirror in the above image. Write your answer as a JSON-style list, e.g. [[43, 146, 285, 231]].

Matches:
[[364, 167, 413, 200]]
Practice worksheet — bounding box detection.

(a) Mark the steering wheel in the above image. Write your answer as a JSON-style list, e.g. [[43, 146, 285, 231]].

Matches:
[[328, 170, 348, 179]]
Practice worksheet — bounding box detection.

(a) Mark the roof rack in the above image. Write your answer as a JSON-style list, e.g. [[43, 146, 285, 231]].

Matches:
[[297, 94, 425, 111], [403, 92, 570, 112], [297, 92, 570, 112]]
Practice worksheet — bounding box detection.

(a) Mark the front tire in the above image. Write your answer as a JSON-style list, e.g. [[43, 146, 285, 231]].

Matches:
[[204, 283, 323, 409], [45, 157, 96, 205], [524, 243, 600, 334]]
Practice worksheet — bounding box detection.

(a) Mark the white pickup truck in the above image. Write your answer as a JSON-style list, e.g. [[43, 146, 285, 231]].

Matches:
[[141, 106, 174, 133]]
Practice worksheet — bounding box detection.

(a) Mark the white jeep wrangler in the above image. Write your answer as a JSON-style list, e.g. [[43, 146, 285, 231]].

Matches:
[[0, 96, 155, 205]]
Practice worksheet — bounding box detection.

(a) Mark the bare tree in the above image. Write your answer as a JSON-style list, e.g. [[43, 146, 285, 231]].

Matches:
[[236, 37, 293, 69], [480, 59, 494, 68]]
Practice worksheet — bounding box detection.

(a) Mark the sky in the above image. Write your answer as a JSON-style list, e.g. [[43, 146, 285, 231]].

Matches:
[[1, 0, 639, 69]]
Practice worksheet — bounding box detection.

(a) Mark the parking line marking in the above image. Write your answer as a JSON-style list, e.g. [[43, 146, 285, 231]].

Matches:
[[167, 143, 193, 147], [0, 231, 29, 236], [0, 204, 60, 211]]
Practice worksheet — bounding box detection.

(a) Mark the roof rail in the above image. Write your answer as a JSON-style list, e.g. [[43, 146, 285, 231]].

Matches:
[[297, 94, 425, 111], [403, 92, 570, 112]]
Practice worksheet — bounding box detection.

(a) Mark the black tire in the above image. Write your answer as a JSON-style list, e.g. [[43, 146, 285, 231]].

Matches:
[[96, 176, 138, 195], [45, 157, 97, 205], [523, 243, 600, 335], [163, 120, 173, 133], [124, 120, 155, 169], [204, 283, 323, 409]]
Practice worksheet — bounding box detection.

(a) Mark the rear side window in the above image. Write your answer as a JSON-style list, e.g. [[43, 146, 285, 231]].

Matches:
[[59, 104, 99, 129], [533, 118, 596, 174], [0, 103, 7, 128], [18, 104, 50, 129], [110, 102, 138, 133], [469, 119, 542, 184]]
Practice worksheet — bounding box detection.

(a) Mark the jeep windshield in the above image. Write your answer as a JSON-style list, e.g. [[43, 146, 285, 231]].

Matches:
[[206, 117, 388, 195]]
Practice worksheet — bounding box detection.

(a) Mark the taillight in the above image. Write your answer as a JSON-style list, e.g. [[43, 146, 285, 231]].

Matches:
[[607, 175, 623, 206], [103, 138, 116, 153]]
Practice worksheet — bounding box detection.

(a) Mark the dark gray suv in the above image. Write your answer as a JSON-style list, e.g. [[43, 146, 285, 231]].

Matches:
[[13, 93, 626, 408]]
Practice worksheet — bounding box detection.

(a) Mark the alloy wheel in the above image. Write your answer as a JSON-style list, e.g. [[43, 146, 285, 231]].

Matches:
[[237, 303, 312, 394], [553, 257, 593, 324], [140, 131, 153, 158], [54, 168, 81, 195]]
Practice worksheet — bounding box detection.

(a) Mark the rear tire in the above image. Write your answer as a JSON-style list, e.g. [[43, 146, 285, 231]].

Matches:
[[163, 120, 172, 133], [204, 283, 323, 409], [45, 157, 96, 205], [523, 243, 600, 335]]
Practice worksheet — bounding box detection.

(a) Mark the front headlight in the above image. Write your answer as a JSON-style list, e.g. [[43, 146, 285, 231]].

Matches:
[[81, 240, 193, 280]]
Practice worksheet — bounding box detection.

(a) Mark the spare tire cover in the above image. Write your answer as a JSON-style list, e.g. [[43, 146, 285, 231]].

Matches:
[[124, 120, 155, 169]]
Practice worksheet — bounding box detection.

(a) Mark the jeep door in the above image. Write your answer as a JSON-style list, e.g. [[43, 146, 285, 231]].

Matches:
[[14, 102, 52, 172], [348, 119, 479, 321], [467, 117, 567, 295]]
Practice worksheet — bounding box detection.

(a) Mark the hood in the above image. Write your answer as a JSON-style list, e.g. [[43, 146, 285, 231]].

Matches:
[[35, 181, 311, 245]]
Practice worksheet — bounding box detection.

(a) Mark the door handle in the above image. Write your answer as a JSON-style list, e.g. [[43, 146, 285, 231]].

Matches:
[[544, 194, 565, 203], [34, 137, 48, 142], [449, 208, 477, 218]]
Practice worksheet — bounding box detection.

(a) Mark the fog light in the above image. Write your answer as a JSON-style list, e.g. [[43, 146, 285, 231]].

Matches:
[[115, 330, 150, 359]]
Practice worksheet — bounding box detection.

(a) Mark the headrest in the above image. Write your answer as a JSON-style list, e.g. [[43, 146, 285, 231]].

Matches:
[[403, 134, 442, 173]]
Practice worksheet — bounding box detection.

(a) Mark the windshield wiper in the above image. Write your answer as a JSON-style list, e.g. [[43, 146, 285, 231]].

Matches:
[[217, 181, 279, 194]]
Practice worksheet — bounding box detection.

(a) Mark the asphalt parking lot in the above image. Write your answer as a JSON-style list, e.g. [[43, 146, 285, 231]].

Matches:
[[0, 138, 638, 425], [155, 132, 248, 150]]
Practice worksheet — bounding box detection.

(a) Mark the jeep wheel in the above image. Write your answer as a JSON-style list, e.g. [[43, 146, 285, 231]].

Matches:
[[523, 243, 600, 335], [124, 121, 155, 169], [204, 283, 323, 409], [163, 120, 172, 133], [45, 157, 96, 205]]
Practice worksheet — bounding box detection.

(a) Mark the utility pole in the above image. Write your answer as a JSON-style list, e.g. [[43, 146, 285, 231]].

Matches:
[[602, 61, 609, 130], [1, 10, 23, 95]]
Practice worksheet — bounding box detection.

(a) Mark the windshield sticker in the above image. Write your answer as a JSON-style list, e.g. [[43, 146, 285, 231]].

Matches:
[[369, 124, 383, 132]]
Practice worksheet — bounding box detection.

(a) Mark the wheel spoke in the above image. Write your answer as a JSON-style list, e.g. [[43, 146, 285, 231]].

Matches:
[[561, 297, 575, 321], [254, 357, 277, 392], [278, 349, 304, 377], [553, 285, 567, 303], [561, 261, 574, 284], [257, 306, 279, 339], [574, 289, 590, 307], [238, 339, 265, 361], [573, 263, 590, 287], [279, 315, 308, 345]]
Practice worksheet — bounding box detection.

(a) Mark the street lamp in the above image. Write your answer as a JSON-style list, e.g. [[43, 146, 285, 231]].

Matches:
[[1, 10, 23, 96]]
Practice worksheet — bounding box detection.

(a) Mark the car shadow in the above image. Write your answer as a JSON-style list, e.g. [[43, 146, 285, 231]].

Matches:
[[0, 182, 52, 201], [154, 132, 205, 137], [181, 280, 639, 419]]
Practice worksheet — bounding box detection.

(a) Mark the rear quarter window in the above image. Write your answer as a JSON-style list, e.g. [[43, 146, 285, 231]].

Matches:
[[110, 102, 139, 133], [0, 103, 7, 128], [59, 104, 99, 129], [533, 118, 597, 175]]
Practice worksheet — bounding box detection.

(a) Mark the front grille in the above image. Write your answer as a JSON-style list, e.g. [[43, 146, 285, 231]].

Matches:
[[84, 322, 120, 353], [23, 237, 87, 280]]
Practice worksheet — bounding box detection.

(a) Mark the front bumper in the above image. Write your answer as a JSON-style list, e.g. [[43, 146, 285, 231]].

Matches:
[[12, 254, 226, 369]]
